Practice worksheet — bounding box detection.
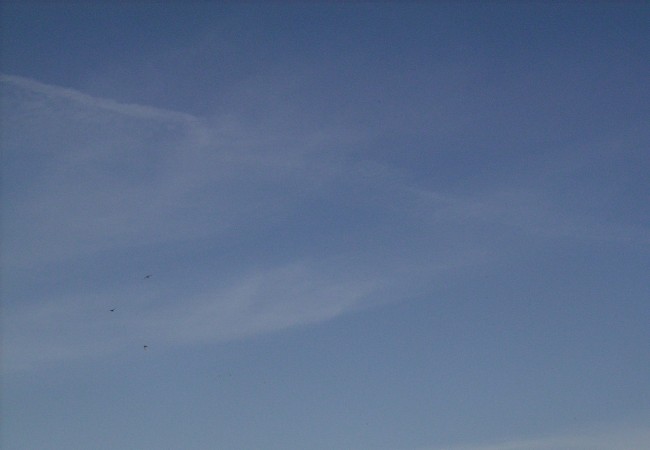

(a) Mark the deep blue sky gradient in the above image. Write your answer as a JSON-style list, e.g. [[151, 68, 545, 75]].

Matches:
[[2, 2, 649, 449]]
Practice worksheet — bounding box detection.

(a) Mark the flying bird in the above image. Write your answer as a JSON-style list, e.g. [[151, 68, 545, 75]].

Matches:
[[109, 308, 115, 312], [144, 274, 152, 279], [143, 345, 148, 350]]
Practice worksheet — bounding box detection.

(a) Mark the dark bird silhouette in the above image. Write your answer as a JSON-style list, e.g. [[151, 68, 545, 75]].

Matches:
[[143, 345, 148, 350], [109, 308, 115, 312], [144, 274, 152, 279]]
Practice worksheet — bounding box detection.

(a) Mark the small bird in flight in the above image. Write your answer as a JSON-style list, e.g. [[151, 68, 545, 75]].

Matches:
[[109, 308, 115, 312], [144, 274, 152, 279], [143, 345, 149, 350]]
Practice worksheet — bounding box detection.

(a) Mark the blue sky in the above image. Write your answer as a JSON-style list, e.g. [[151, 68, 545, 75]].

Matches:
[[1, 2, 649, 449]]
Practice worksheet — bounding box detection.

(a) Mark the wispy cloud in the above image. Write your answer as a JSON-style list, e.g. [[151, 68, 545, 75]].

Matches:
[[411, 187, 650, 245], [2, 75, 325, 267], [2, 74, 647, 371], [1, 75, 476, 370], [2, 261, 381, 370], [1, 74, 200, 124]]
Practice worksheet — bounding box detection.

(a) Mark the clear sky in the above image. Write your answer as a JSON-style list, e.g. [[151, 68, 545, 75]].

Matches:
[[1, 2, 649, 449]]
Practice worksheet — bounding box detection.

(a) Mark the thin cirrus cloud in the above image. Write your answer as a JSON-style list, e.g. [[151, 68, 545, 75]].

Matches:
[[1, 74, 484, 370], [1, 73, 644, 371]]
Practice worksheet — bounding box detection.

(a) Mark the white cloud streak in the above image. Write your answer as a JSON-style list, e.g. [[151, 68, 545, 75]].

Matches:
[[2, 74, 646, 371], [1, 74, 201, 124], [1, 75, 469, 370], [2, 262, 380, 371]]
